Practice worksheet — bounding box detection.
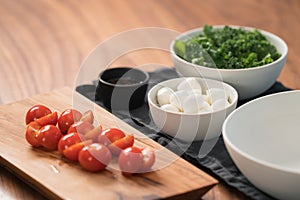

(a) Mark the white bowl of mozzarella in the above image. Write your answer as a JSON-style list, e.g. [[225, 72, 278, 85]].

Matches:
[[148, 77, 238, 142]]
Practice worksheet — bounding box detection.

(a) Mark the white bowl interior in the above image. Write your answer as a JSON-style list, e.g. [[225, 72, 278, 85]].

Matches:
[[224, 91, 300, 173], [224, 90, 300, 172]]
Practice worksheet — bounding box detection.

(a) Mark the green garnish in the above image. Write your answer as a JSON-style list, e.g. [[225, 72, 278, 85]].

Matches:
[[174, 25, 281, 69]]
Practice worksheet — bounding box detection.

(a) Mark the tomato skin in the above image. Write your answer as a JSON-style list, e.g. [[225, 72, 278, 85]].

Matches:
[[80, 110, 94, 124], [102, 128, 126, 143], [36, 112, 58, 126], [25, 105, 52, 124], [58, 109, 82, 134], [78, 143, 112, 172], [97, 135, 111, 147], [108, 134, 134, 156], [67, 121, 94, 135], [139, 147, 156, 173], [58, 132, 82, 154], [63, 140, 93, 161], [118, 147, 144, 175], [37, 125, 62, 151], [98, 128, 126, 146], [25, 121, 42, 147], [83, 126, 102, 142]]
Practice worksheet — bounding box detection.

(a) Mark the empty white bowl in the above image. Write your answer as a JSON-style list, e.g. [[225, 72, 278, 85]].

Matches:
[[223, 90, 300, 200], [170, 25, 288, 100], [148, 77, 238, 142]]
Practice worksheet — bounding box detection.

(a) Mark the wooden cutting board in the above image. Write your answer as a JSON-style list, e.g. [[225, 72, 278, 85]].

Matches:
[[0, 87, 217, 200]]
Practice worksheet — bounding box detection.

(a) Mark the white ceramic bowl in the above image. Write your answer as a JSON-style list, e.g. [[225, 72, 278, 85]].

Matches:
[[223, 91, 300, 200], [148, 77, 238, 142], [170, 25, 288, 100]]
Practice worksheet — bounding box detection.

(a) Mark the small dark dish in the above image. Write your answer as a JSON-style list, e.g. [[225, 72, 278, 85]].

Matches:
[[96, 67, 149, 110]]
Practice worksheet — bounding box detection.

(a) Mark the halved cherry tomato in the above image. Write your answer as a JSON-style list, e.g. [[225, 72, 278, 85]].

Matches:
[[98, 128, 126, 146], [58, 132, 82, 154], [139, 147, 156, 172], [118, 147, 144, 176], [58, 109, 82, 134], [78, 143, 112, 172], [83, 125, 102, 142], [25, 105, 52, 124], [35, 112, 58, 126], [108, 134, 134, 156], [67, 121, 94, 135], [37, 125, 62, 151], [25, 121, 42, 147], [80, 110, 94, 124], [63, 140, 93, 161]]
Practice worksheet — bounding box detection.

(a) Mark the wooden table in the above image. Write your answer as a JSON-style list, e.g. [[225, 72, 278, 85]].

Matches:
[[0, 0, 299, 199]]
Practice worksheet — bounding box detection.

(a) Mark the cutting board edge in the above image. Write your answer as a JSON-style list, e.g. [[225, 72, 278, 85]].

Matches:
[[0, 156, 62, 200]]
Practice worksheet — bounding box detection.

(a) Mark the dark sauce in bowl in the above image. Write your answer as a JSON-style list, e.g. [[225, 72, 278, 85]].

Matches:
[[107, 77, 143, 85]]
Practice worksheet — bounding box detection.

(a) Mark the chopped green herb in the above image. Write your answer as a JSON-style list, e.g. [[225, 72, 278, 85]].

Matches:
[[174, 25, 281, 69]]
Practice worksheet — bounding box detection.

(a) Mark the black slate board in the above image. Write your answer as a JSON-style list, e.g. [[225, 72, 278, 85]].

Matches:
[[76, 68, 290, 200]]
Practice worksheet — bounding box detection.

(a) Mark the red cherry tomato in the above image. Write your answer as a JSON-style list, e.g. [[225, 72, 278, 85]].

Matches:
[[78, 143, 112, 172], [139, 147, 156, 172], [118, 147, 144, 175], [67, 121, 94, 135], [80, 110, 94, 124], [63, 140, 93, 161], [25, 121, 42, 147], [58, 109, 82, 134], [108, 134, 134, 156], [37, 125, 62, 151], [98, 128, 126, 146], [83, 126, 102, 142], [58, 132, 82, 154], [35, 112, 58, 126], [25, 105, 52, 124]]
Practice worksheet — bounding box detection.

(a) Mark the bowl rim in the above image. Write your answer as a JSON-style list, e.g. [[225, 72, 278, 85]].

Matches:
[[98, 67, 150, 88], [222, 90, 300, 175], [147, 77, 238, 116], [170, 25, 288, 72]]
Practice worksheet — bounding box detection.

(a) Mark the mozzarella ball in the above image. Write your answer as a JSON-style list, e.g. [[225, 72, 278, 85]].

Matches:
[[182, 94, 205, 113], [156, 87, 174, 106], [206, 88, 229, 103], [198, 101, 212, 113], [211, 99, 230, 111], [177, 78, 202, 92], [202, 94, 212, 105], [160, 104, 180, 112], [188, 89, 203, 96], [169, 90, 189, 111]]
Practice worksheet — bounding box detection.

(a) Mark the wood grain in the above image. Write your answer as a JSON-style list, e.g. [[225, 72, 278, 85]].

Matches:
[[0, 88, 217, 200], [0, 0, 299, 199]]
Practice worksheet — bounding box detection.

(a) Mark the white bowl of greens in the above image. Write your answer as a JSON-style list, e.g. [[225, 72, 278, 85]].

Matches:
[[170, 25, 288, 100]]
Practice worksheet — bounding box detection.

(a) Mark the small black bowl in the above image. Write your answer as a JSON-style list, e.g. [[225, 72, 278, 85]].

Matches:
[[95, 67, 149, 110]]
